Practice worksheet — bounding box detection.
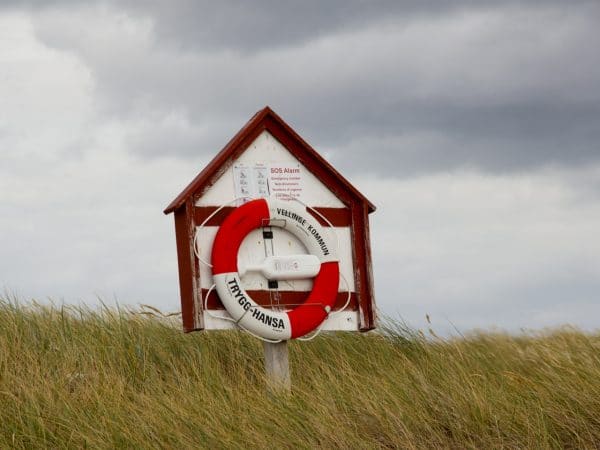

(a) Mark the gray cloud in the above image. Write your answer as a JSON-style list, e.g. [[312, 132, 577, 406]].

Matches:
[[11, 0, 598, 52], [361, 169, 600, 334], [326, 100, 600, 176], [21, 0, 600, 175]]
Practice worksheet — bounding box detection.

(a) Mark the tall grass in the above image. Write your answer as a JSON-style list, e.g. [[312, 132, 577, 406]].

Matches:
[[1, 298, 599, 448]]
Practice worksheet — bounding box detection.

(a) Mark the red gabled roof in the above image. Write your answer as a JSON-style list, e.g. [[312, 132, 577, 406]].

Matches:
[[164, 106, 376, 214]]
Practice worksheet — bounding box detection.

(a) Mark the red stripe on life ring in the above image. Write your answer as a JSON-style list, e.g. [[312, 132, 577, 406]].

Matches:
[[288, 261, 339, 338], [211, 199, 270, 275]]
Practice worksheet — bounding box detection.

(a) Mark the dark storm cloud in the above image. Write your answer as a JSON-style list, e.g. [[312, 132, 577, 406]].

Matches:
[[320, 100, 600, 176], [10, 0, 598, 51], [13, 0, 600, 175]]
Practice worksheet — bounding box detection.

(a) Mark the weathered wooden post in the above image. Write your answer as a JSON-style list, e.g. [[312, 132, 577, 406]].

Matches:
[[263, 341, 291, 393], [164, 106, 377, 390]]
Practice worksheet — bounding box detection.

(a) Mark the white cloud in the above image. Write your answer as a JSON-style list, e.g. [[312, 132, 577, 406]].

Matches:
[[359, 167, 600, 334], [0, 12, 94, 164], [28, 3, 600, 129], [0, 13, 198, 310]]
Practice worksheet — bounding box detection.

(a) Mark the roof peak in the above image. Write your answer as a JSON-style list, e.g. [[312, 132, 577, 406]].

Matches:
[[164, 107, 375, 214]]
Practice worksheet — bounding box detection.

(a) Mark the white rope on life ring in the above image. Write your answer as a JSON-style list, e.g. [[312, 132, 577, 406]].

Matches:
[[211, 198, 340, 340]]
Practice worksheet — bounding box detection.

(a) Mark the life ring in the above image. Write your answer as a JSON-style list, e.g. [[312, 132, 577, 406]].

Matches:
[[211, 198, 339, 340]]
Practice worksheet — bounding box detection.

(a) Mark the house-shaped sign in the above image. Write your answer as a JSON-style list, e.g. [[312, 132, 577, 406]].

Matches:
[[164, 107, 376, 334]]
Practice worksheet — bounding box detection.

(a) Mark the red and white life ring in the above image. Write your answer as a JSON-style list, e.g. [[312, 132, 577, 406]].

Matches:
[[211, 198, 339, 340]]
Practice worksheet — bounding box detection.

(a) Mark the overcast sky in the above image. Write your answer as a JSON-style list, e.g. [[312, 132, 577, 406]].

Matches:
[[1, 1, 599, 335]]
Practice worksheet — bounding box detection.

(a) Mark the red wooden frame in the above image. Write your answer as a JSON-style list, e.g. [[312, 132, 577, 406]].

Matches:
[[165, 106, 376, 332]]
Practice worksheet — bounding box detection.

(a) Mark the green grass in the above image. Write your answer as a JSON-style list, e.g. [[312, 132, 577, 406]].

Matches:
[[1, 298, 600, 449]]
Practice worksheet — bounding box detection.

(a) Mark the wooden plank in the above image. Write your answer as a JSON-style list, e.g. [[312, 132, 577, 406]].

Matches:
[[361, 203, 377, 329], [194, 205, 352, 227], [174, 202, 204, 332], [202, 289, 358, 311], [351, 203, 376, 331]]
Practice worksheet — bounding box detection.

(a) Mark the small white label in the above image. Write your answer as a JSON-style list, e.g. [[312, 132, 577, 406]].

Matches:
[[268, 163, 303, 200]]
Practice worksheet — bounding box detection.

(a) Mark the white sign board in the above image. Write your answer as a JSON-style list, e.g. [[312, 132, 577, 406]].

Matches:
[[195, 130, 358, 332]]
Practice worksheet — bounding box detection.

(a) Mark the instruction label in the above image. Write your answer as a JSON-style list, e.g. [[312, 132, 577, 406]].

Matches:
[[233, 163, 269, 203], [233, 162, 304, 202], [268, 163, 303, 200]]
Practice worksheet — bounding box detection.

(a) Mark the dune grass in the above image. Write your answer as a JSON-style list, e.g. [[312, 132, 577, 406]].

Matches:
[[1, 298, 599, 449]]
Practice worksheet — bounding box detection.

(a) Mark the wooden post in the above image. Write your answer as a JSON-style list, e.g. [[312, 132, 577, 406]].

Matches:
[[263, 340, 291, 393]]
